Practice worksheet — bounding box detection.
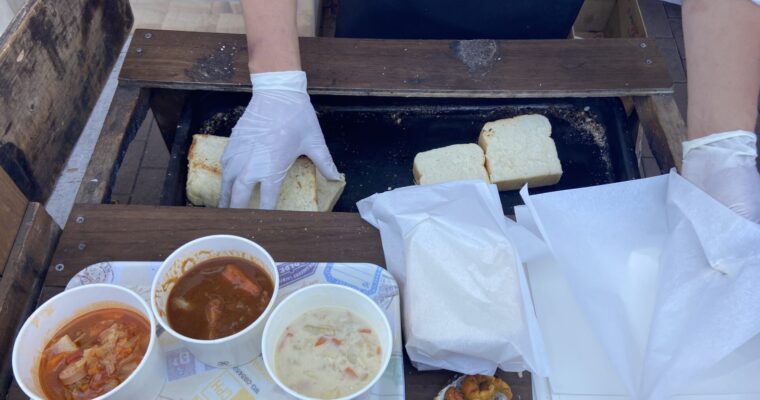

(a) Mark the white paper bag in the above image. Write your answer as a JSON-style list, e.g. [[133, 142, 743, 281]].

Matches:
[[357, 180, 549, 376], [520, 171, 760, 399]]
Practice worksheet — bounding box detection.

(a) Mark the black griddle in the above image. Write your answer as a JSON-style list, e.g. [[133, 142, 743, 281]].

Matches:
[[162, 93, 638, 214]]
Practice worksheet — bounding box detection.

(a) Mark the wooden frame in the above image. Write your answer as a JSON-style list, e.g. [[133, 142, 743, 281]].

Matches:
[[0, 0, 133, 202], [76, 28, 682, 205], [0, 170, 60, 397], [5, 2, 688, 396]]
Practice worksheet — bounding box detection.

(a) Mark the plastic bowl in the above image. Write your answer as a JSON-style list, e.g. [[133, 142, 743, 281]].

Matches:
[[262, 284, 393, 400], [12, 284, 166, 400]]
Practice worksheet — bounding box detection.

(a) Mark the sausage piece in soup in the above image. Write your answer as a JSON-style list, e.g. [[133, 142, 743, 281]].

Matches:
[[275, 308, 383, 399]]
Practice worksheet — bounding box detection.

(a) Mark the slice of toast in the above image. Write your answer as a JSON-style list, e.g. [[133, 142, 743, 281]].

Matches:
[[187, 134, 334, 211], [413, 143, 490, 185], [478, 114, 562, 191]]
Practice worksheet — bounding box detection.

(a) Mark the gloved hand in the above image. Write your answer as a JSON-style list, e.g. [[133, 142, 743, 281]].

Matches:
[[219, 71, 340, 209], [682, 131, 760, 223]]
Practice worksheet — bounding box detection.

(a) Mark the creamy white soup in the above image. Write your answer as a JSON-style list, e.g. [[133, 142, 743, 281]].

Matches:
[[275, 307, 383, 399]]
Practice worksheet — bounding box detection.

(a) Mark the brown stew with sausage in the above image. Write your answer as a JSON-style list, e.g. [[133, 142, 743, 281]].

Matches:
[[39, 308, 150, 400], [167, 257, 274, 340]]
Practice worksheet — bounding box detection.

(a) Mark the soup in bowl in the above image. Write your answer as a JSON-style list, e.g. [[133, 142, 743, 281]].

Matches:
[[12, 284, 165, 400], [262, 284, 392, 400], [151, 234, 279, 368]]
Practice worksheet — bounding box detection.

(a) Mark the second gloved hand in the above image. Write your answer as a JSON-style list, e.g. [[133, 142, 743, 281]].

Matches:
[[682, 131, 760, 223], [219, 71, 340, 209]]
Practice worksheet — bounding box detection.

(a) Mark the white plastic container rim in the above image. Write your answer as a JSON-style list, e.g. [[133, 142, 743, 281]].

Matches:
[[12, 283, 160, 400], [261, 283, 394, 400]]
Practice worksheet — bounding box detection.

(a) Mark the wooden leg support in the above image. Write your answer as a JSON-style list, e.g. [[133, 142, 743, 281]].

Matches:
[[633, 94, 687, 173]]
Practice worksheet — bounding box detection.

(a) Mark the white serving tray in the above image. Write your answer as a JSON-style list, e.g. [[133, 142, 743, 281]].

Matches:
[[66, 261, 405, 400]]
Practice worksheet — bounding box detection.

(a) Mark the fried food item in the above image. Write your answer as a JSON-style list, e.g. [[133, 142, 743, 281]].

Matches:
[[461, 375, 496, 400], [493, 377, 513, 400], [460, 375, 513, 400], [444, 387, 466, 400]]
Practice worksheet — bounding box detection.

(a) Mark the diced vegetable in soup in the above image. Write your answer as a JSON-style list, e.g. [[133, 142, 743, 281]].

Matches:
[[167, 257, 274, 340], [39, 308, 150, 400], [275, 308, 383, 399]]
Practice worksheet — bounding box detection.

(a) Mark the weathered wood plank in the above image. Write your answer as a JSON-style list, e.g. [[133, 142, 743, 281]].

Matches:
[[47, 204, 384, 287], [75, 86, 150, 205], [0, 168, 27, 274], [120, 29, 672, 98], [634, 94, 687, 172], [0, 0, 133, 202], [0, 203, 61, 398]]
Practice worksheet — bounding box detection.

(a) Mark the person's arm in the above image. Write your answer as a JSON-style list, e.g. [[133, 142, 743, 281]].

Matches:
[[683, 0, 760, 139], [241, 0, 301, 73], [218, 1, 339, 209], [680, 0, 760, 223]]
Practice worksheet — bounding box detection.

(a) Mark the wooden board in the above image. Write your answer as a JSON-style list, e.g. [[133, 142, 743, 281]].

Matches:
[[75, 86, 150, 205], [0, 167, 26, 273], [46, 204, 385, 287], [0, 203, 60, 398], [43, 204, 534, 399], [0, 0, 133, 202], [120, 29, 673, 98], [634, 95, 686, 172]]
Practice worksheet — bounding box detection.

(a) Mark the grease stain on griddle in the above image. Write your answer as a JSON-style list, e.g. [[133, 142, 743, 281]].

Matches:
[[186, 42, 239, 81], [449, 39, 498, 76]]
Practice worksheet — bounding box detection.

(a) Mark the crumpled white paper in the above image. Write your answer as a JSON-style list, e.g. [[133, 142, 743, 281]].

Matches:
[[357, 180, 549, 377], [520, 171, 760, 399]]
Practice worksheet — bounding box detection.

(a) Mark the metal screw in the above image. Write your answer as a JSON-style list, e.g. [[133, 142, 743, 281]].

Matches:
[[144, 32, 153, 39], [640, 42, 647, 48], [136, 47, 144, 55], [645, 59, 653, 65], [78, 241, 87, 250], [75, 216, 84, 224], [55, 264, 64, 272]]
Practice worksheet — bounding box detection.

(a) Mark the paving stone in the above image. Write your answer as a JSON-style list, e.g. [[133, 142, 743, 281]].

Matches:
[[663, 2, 682, 18], [141, 119, 171, 168], [131, 167, 167, 205], [111, 139, 146, 195], [109, 193, 131, 205], [639, 0, 672, 38], [655, 38, 686, 83]]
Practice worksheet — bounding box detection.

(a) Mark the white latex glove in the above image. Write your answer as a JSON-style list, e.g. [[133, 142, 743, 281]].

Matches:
[[219, 71, 340, 209], [682, 131, 760, 223]]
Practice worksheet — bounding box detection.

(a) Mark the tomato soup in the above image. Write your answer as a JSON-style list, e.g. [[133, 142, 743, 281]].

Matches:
[[38, 308, 150, 400]]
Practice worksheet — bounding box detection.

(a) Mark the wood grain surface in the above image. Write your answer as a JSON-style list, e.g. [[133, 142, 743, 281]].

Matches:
[[0, 0, 132, 201], [120, 29, 672, 98], [75, 86, 150, 205], [0, 168, 26, 273], [634, 94, 686, 172], [44, 204, 534, 399], [47, 204, 385, 287], [0, 203, 60, 398]]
